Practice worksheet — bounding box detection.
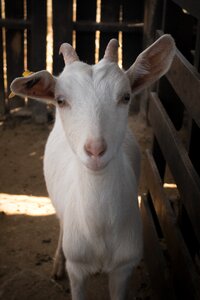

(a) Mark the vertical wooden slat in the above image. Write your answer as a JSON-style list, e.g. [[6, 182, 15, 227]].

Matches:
[[76, 0, 96, 64], [143, 0, 163, 47], [5, 0, 25, 110], [122, 0, 144, 70], [0, 0, 5, 116], [99, 0, 121, 61], [141, 196, 176, 300], [27, 0, 47, 123], [52, 0, 73, 75]]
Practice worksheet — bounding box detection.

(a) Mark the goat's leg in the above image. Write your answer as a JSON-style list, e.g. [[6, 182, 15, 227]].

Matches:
[[51, 224, 66, 279], [67, 261, 86, 300], [109, 264, 133, 300]]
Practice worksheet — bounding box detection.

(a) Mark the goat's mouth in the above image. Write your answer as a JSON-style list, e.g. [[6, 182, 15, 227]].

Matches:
[[84, 158, 109, 172]]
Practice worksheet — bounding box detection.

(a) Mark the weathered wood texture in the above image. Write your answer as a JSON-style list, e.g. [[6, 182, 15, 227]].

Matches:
[[52, 0, 73, 75], [143, 2, 200, 298], [76, 0, 96, 64], [99, 0, 120, 61], [122, 0, 144, 69], [149, 92, 200, 250], [0, 0, 5, 116], [27, 0, 47, 123], [141, 195, 176, 300], [145, 150, 200, 299], [5, 0, 25, 110]]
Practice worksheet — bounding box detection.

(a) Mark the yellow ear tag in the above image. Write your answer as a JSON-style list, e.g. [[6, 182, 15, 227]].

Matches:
[[22, 70, 34, 77], [8, 70, 35, 99]]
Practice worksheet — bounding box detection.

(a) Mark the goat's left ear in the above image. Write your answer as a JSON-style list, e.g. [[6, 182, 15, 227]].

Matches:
[[10, 70, 56, 103], [126, 34, 176, 94]]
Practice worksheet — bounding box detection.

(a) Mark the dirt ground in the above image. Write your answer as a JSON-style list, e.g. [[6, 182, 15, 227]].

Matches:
[[0, 111, 153, 300]]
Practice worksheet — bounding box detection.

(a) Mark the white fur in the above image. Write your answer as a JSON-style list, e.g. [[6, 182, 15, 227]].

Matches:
[[44, 59, 142, 299]]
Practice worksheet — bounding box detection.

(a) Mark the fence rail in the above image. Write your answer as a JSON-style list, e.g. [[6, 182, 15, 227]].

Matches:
[[143, 0, 200, 298]]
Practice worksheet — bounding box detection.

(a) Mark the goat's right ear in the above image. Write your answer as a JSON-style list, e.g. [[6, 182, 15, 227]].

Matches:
[[10, 70, 56, 104]]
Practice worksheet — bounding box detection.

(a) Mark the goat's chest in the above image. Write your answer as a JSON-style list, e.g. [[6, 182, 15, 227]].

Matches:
[[62, 174, 139, 271]]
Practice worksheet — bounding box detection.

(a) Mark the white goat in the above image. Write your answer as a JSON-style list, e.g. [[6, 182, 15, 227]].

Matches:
[[11, 35, 175, 300]]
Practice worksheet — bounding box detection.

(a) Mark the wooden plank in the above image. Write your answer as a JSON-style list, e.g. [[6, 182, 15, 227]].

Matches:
[[122, 0, 144, 69], [0, 0, 6, 116], [172, 0, 200, 20], [140, 195, 176, 300], [99, 0, 121, 61], [148, 92, 200, 245], [27, 0, 47, 123], [145, 149, 200, 299], [166, 49, 200, 128], [52, 0, 73, 75], [5, 0, 25, 110], [73, 21, 143, 33], [76, 0, 96, 64], [0, 19, 31, 29], [143, 0, 163, 47], [157, 28, 200, 128]]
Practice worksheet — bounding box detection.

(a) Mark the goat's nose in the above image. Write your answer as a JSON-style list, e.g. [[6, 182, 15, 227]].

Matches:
[[84, 138, 107, 158]]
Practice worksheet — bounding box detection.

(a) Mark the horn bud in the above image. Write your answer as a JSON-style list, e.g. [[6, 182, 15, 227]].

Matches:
[[104, 39, 119, 63], [59, 43, 79, 64]]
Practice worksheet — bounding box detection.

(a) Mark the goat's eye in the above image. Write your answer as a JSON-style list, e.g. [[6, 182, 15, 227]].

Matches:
[[118, 93, 131, 105], [56, 97, 67, 107]]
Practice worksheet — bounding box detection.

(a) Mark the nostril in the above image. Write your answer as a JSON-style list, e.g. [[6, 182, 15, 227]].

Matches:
[[84, 139, 107, 158]]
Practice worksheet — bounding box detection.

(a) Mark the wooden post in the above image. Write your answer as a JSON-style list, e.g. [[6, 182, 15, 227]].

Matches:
[[122, 0, 144, 70], [76, 0, 96, 64], [27, 0, 47, 123], [0, 0, 5, 116], [5, 0, 25, 111], [52, 0, 73, 75], [99, 0, 121, 61]]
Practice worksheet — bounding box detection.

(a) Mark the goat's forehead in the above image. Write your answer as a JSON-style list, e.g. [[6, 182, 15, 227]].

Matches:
[[58, 60, 127, 91]]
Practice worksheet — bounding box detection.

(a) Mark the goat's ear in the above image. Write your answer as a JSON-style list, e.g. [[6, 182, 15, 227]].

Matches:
[[126, 34, 175, 94], [10, 70, 56, 103]]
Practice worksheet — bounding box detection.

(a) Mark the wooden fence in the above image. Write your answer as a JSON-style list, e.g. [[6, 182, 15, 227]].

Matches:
[[0, 0, 144, 123], [142, 0, 200, 299]]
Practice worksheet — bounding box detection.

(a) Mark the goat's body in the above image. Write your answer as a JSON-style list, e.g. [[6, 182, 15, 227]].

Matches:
[[44, 112, 142, 281], [11, 34, 175, 300]]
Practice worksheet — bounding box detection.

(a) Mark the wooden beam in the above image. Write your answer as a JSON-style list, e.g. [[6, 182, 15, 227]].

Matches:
[[73, 21, 143, 33], [0, 18, 31, 29]]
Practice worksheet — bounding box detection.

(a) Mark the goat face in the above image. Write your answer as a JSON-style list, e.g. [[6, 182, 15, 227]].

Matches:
[[55, 59, 131, 171], [10, 35, 176, 171]]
